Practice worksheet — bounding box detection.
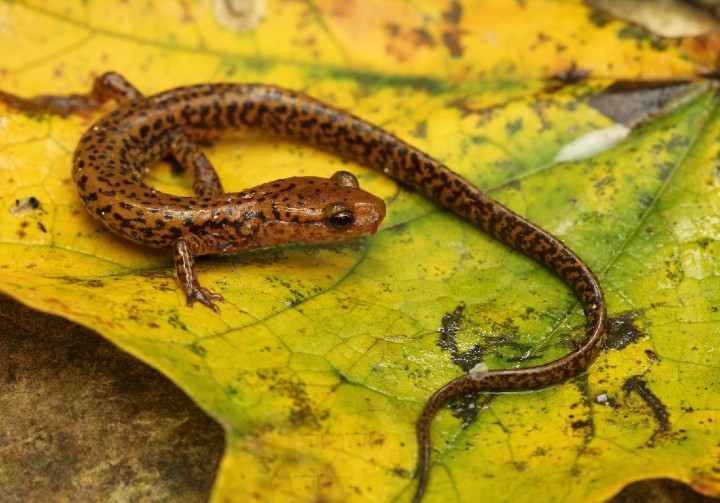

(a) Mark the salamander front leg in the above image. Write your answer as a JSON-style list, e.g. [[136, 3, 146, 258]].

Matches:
[[173, 237, 225, 313]]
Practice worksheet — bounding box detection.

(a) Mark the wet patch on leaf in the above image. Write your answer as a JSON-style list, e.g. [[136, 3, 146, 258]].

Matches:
[[623, 375, 670, 445], [605, 310, 646, 350], [436, 304, 485, 371], [259, 369, 328, 429], [450, 391, 493, 429]]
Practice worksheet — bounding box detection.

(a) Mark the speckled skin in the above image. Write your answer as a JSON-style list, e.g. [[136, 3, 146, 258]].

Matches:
[[58, 73, 387, 311], [2, 72, 606, 503]]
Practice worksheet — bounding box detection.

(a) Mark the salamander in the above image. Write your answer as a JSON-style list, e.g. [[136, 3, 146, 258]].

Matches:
[[1, 72, 607, 502], [3, 73, 386, 312]]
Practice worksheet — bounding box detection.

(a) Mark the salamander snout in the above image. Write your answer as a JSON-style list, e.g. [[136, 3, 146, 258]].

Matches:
[[358, 195, 386, 235]]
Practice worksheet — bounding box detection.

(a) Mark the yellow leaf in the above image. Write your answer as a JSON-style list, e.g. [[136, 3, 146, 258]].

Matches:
[[1, 1, 718, 502]]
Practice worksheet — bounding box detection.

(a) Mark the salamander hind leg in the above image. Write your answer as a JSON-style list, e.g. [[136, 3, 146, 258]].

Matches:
[[89, 75, 226, 199], [0, 71, 143, 116], [0, 86, 103, 117], [89, 71, 144, 104], [173, 237, 225, 313], [168, 134, 224, 196]]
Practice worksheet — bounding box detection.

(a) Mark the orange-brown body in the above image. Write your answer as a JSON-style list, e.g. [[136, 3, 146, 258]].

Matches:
[[67, 73, 385, 311], [2, 72, 606, 502]]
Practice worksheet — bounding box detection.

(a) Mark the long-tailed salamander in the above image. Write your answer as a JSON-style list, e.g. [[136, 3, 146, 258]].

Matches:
[[1, 72, 607, 502]]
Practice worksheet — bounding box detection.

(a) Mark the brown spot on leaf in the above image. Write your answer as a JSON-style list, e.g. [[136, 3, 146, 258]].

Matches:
[[440, 0, 465, 57], [605, 311, 645, 350], [623, 375, 670, 446]]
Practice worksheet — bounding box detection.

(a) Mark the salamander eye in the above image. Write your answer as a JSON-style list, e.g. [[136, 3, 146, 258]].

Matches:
[[331, 171, 359, 188], [325, 203, 355, 230]]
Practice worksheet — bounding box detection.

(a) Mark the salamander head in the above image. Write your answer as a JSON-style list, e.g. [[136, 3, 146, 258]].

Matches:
[[247, 170, 386, 248]]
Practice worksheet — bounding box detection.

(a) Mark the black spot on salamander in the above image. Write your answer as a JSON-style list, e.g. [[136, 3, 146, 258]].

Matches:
[[271, 203, 281, 220], [243, 210, 266, 221], [181, 104, 194, 122], [77, 175, 88, 191], [239, 100, 254, 124], [119, 201, 133, 210], [432, 184, 443, 199], [155, 219, 166, 230], [86, 192, 98, 202], [226, 100, 238, 126], [300, 117, 318, 129], [95, 204, 112, 216], [410, 152, 421, 172], [153, 118, 163, 130], [139, 125, 151, 138], [211, 100, 223, 128]]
